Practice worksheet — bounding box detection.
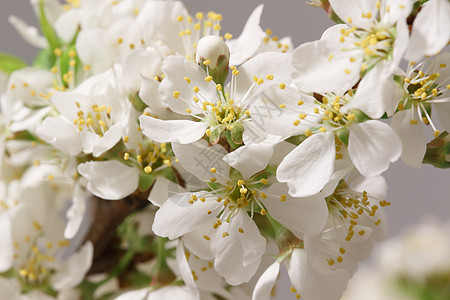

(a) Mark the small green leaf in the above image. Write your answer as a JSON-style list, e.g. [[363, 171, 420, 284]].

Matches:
[[0, 53, 27, 74]]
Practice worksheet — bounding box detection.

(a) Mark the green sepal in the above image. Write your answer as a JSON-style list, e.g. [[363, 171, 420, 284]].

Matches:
[[129, 92, 148, 113], [0, 53, 27, 74], [352, 109, 371, 123], [229, 167, 244, 182], [423, 131, 450, 169], [138, 172, 156, 192], [230, 122, 244, 145], [33, 49, 56, 70], [60, 45, 81, 87], [336, 127, 349, 146], [224, 129, 241, 149], [39, 0, 61, 51], [209, 127, 222, 145]]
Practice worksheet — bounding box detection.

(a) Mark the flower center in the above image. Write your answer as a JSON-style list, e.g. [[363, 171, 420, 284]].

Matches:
[[73, 103, 113, 137]]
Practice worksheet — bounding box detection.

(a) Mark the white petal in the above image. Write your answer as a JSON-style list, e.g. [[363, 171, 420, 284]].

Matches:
[[137, 1, 189, 55], [36, 117, 82, 156], [251, 262, 280, 300], [80, 131, 101, 154], [50, 242, 93, 291], [54, 10, 81, 42], [350, 174, 388, 200], [329, 0, 377, 29], [348, 121, 402, 177], [115, 289, 148, 300], [277, 132, 335, 197], [64, 181, 87, 239], [92, 123, 123, 157], [404, 0, 450, 61], [227, 4, 266, 66], [183, 219, 215, 260], [390, 110, 426, 168], [139, 116, 207, 144], [76, 28, 119, 74], [172, 142, 229, 184], [262, 183, 328, 236], [8, 16, 48, 49], [78, 160, 139, 200], [159, 55, 214, 115], [249, 86, 318, 138], [223, 143, 273, 179], [234, 52, 294, 107], [119, 48, 162, 96], [346, 62, 403, 118], [0, 277, 20, 299], [176, 240, 195, 287], [0, 214, 13, 272], [148, 286, 199, 300], [288, 248, 350, 300], [381, 0, 414, 26], [436, 102, 450, 133], [212, 210, 265, 285], [139, 76, 167, 116], [148, 177, 171, 207], [292, 25, 362, 94], [152, 192, 221, 240]]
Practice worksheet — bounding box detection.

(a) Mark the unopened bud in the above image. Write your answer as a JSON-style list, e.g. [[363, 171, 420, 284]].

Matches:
[[196, 35, 230, 86], [196, 35, 229, 69]]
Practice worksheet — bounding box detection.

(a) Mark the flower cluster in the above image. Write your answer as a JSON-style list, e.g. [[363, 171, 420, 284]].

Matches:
[[0, 0, 449, 299]]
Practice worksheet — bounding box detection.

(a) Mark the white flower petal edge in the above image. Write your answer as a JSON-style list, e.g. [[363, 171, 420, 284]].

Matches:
[[277, 132, 335, 197], [288, 248, 350, 300], [147, 286, 199, 300], [251, 262, 280, 300], [211, 209, 265, 285], [405, 0, 450, 61], [50, 242, 93, 291], [261, 183, 329, 237], [78, 160, 139, 200], [139, 116, 208, 144], [292, 24, 361, 94], [152, 192, 221, 240], [391, 110, 426, 168], [348, 120, 402, 177], [227, 4, 266, 66], [8, 16, 48, 49], [0, 214, 13, 272], [223, 143, 273, 179]]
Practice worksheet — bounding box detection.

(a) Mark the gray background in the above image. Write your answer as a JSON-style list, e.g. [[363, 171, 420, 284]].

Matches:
[[1, 1, 449, 299]]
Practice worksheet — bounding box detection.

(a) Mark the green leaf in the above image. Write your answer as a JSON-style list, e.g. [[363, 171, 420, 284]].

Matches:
[[0, 53, 27, 74], [39, 0, 61, 51]]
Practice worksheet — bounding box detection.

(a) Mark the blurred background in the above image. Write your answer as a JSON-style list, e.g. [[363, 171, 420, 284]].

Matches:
[[1, 1, 449, 299]]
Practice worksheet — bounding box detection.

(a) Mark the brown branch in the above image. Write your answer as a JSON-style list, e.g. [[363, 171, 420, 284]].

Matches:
[[85, 189, 151, 274]]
